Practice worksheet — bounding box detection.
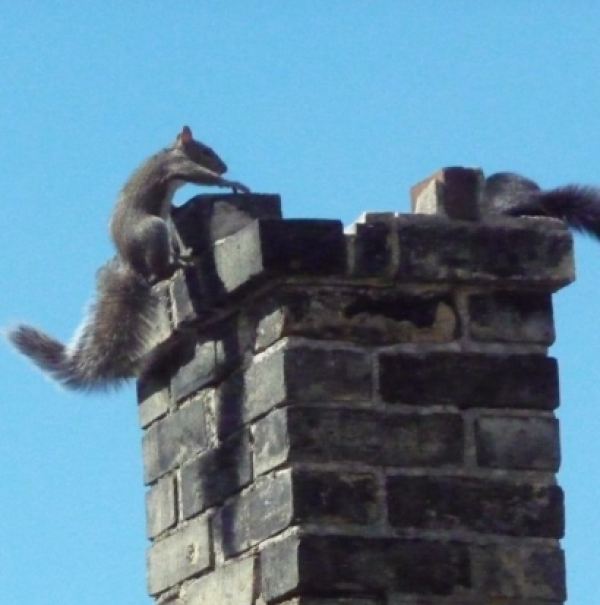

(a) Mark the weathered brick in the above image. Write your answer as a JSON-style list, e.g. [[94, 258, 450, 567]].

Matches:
[[254, 407, 464, 475], [214, 219, 346, 292], [292, 469, 380, 525], [173, 193, 283, 253], [379, 352, 559, 410], [255, 306, 286, 351], [254, 407, 381, 471], [410, 167, 483, 220], [249, 286, 458, 347], [473, 544, 566, 601], [219, 470, 293, 556], [181, 430, 253, 519], [279, 600, 379, 605], [184, 555, 255, 605], [261, 533, 471, 601], [395, 215, 574, 288], [380, 412, 464, 467], [253, 407, 293, 475], [217, 345, 372, 437], [138, 375, 170, 429], [341, 290, 458, 344], [143, 400, 207, 484], [170, 340, 217, 403], [170, 268, 217, 328], [217, 467, 381, 558], [146, 476, 177, 539], [387, 475, 564, 538], [475, 415, 560, 471], [349, 221, 397, 277], [469, 291, 555, 344], [147, 516, 211, 595]]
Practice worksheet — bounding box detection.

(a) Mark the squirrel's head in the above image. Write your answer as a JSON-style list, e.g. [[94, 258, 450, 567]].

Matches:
[[172, 126, 228, 175]]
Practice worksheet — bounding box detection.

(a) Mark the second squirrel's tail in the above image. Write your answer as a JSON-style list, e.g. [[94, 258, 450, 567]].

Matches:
[[7, 259, 160, 391], [504, 185, 600, 241]]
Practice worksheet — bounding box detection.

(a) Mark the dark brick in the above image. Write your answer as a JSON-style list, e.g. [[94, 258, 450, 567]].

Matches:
[[410, 167, 483, 220], [283, 346, 372, 403], [254, 408, 463, 474], [217, 345, 372, 437], [261, 533, 471, 601], [245, 285, 459, 347], [170, 340, 217, 402], [387, 475, 564, 538], [143, 401, 207, 484], [279, 599, 379, 605], [147, 515, 211, 595], [381, 413, 464, 466], [476, 416, 560, 471], [169, 268, 219, 328], [215, 219, 347, 292], [254, 407, 293, 475], [146, 476, 177, 539], [379, 352, 559, 410], [395, 214, 573, 288], [137, 374, 170, 428], [219, 470, 293, 556], [173, 193, 282, 253], [185, 556, 255, 605], [181, 430, 253, 519], [469, 292, 555, 344], [473, 544, 566, 601], [254, 407, 380, 471], [350, 221, 397, 277], [292, 469, 380, 525]]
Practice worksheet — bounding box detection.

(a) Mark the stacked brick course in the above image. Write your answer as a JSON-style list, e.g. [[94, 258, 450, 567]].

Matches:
[[139, 171, 573, 605]]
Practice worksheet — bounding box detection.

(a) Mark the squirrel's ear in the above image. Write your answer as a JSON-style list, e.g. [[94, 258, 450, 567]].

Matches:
[[180, 126, 193, 144]]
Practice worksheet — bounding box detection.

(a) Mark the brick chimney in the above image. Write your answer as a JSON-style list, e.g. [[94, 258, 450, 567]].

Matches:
[[139, 170, 571, 605]]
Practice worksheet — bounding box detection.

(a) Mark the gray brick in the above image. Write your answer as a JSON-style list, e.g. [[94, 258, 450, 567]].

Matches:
[[292, 469, 380, 525], [349, 221, 397, 278], [170, 340, 217, 403], [172, 193, 282, 253], [263, 286, 459, 346], [214, 219, 346, 293], [254, 407, 463, 474], [280, 600, 379, 605], [138, 376, 170, 429], [185, 556, 255, 605], [476, 415, 560, 471], [181, 430, 253, 519], [146, 476, 177, 539], [379, 352, 559, 410], [261, 533, 471, 601], [143, 401, 207, 484], [395, 214, 574, 288], [473, 544, 566, 601], [469, 292, 555, 344], [147, 516, 211, 595], [217, 345, 372, 437], [219, 470, 293, 556], [387, 475, 564, 538], [410, 167, 483, 220], [381, 412, 464, 467], [253, 407, 292, 475]]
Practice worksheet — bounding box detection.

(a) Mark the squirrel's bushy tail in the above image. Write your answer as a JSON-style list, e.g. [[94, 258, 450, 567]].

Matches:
[[504, 185, 600, 241], [7, 259, 159, 391]]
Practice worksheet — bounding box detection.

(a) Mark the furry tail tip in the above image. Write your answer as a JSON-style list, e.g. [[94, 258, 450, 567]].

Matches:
[[6, 324, 71, 382], [508, 186, 600, 241]]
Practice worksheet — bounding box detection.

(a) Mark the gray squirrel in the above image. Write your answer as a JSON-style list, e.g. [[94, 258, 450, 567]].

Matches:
[[7, 126, 249, 391], [485, 172, 600, 239]]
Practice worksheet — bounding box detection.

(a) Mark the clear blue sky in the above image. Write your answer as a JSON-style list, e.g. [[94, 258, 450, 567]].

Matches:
[[1, 3, 599, 603]]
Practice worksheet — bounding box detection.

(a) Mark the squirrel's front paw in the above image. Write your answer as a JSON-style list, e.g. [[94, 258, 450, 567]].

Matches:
[[229, 180, 251, 194]]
